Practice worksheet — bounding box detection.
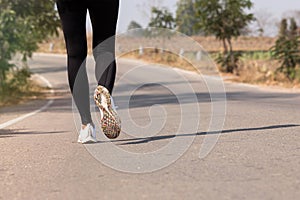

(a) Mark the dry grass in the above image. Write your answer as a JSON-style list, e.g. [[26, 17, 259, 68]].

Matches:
[[38, 31, 93, 54], [192, 36, 276, 52], [234, 60, 300, 88], [38, 31, 66, 54], [38, 33, 276, 54], [124, 49, 198, 71]]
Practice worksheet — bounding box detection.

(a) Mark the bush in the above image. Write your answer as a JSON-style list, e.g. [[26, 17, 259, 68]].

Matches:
[[295, 67, 300, 82], [0, 1, 59, 103], [0, 67, 32, 102], [216, 51, 242, 74], [271, 18, 300, 81]]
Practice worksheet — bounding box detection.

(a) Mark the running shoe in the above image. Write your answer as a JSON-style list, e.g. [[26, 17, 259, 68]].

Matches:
[[94, 85, 121, 139], [77, 123, 97, 144]]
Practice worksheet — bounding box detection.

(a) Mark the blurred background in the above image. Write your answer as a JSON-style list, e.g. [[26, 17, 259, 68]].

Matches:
[[1, 0, 300, 106]]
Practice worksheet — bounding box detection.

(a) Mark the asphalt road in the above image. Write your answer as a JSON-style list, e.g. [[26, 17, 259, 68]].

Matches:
[[0, 54, 299, 200]]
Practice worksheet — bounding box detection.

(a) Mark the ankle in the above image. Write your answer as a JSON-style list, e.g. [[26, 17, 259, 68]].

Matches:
[[82, 124, 87, 129], [82, 122, 94, 129]]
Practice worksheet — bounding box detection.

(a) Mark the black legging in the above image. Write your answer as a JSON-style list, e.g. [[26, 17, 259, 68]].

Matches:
[[57, 0, 119, 125]]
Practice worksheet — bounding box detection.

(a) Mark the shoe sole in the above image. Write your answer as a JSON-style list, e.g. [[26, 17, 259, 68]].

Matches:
[[78, 136, 97, 144], [94, 86, 121, 139]]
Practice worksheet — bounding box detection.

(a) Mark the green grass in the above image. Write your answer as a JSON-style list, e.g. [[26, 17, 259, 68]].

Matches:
[[241, 51, 272, 60], [209, 51, 272, 61]]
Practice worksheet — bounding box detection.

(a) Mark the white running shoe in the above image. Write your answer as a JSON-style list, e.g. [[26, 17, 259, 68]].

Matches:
[[77, 123, 97, 144], [110, 95, 118, 110], [94, 85, 121, 139]]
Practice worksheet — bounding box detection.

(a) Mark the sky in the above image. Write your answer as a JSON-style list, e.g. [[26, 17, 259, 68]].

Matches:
[[87, 0, 300, 34]]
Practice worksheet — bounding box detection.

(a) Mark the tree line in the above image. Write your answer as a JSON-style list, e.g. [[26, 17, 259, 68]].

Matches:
[[129, 0, 300, 80]]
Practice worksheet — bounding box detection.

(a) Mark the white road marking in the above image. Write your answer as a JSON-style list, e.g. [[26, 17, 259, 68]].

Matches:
[[0, 74, 54, 129]]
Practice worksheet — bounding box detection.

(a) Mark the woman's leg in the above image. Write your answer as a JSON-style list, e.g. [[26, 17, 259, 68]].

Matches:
[[57, 1, 92, 125], [87, 0, 121, 139], [88, 0, 119, 94]]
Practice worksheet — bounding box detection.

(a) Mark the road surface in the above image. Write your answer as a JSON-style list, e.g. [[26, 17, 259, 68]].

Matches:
[[0, 54, 299, 200]]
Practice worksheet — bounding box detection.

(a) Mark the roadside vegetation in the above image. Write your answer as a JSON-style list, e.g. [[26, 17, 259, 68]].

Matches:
[[0, 67, 46, 107], [39, 0, 300, 89], [0, 1, 60, 106], [1, 0, 299, 108], [135, 0, 300, 88]]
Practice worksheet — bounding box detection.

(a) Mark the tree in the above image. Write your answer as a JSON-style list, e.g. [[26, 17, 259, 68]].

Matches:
[[147, 7, 176, 52], [279, 18, 288, 37], [127, 21, 142, 30], [194, 0, 254, 73], [148, 7, 176, 29], [290, 18, 298, 37], [271, 18, 300, 80], [283, 10, 300, 28], [137, 0, 165, 23], [176, 0, 199, 36], [0, 0, 60, 92]]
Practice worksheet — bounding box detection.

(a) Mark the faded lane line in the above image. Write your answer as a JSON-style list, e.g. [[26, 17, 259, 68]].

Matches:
[[0, 74, 54, 129]]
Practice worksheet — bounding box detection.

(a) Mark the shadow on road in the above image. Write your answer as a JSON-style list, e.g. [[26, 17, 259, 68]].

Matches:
[[111, 124, 300, 145], [0, 129, 67, 138], [116, 91, 300, 110], [114, 83, 300, 109], [2, 79, 299, 114]]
